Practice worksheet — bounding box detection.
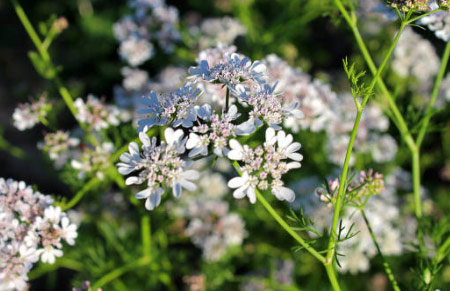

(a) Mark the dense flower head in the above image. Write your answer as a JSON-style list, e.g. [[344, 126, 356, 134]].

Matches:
[[12, 94, 51, 131], [420, 1, 450, 41], [138, 83, 202, 131], [113, 0, 180, 66], [74, 95, 121, 131], [234, 82, 304, 130], [71, 142, 115, 180], [117, 127, 199, 210], [437, 0, 450, 11], [392, 27, 440, 87], [262, 54, 336, 132], [38, 131, 80, 169], [186, 104, 243, 157], [227, 128, 302, 203], [385, 0, 429, 11], [0, 178, 77, 290], [192, 17, 246, 49], [316, 169, 385, 207], [189, 52, 266, 89]]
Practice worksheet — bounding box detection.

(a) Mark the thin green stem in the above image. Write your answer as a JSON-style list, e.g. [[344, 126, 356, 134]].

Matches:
[[230, 161, 341, 289], [28, 258, 83, 280], [325, 111, 362, 263], [12, 0, 98, 145], [141, 215, 152, 257], [334, 1, 417, 153], [435, 235, 450, 264], [91, 256, 151, 290], [416, 41, 450, 148], [361, 210, 401, 291], [60, 177, 100, 211], [412, 151, 422, 219], [326, 2, 406, 274], [405, 9, 441, 25], [11, 0, 50, 62]]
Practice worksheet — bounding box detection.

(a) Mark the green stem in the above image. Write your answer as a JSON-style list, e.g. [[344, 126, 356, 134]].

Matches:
[[412, 151, 422, 219], [361, 210, 401, 291], [28, 258, 83, 280], [230, 161, 341, 289], [416, 41, 450, 148], [91, 256, 151, 290], [12, 0, 98, 145], [141, 215, 152, 257], [435, 235, 450, 264], [11, 0, 50, 62], [60, 177, 100, 211], [326, 2, 406, 274], [405, 9, 441, 25], [333, 1, 417, 153]]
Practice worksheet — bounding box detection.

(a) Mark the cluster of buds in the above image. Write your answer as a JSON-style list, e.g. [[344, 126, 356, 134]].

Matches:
[[71, 142, 115, 180], [0, 178, 77, 290], [12, 93, 51, 131], [385, 0, 429, 12], [437, 0, 450, 11], [316, 169, 385, 208]]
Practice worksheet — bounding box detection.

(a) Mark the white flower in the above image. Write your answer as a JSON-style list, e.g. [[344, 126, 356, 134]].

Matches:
[[119, 36, 154, 66], [39, 245, 63, 264], [276, 130, 303, 163], [186, 133, 210, 157], [227, 172, 257, 203], [61, 217, 78, 246]]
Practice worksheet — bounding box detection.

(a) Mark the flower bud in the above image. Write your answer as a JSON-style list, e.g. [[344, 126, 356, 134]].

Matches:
[[437, 0, 450, 11], [385, 0, 429, 12]]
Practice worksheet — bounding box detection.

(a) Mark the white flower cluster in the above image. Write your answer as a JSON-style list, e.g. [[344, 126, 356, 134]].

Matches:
[[38, 131, 80, 169], [190, 17, 246, 50], [228, 128, 303, 203], [392, 27, 440, 89], [113, 0, 180, 66], [12, 94, 50, 131], [168, 170, 246, 262], [118, 49, 305, 209], [71, 142, 115, 180], [74, 95, 122, 131], [117, 128, 199, 210], [326, 93, 397, 165], [262, 54, 334, 132], [421, 1, 450, 42], [262, 54, 397, 165], [0, 178, 77, 290]]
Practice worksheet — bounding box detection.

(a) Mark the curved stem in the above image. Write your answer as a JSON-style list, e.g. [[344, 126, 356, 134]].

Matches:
[[416, 41, 450, 148], [60, 177, 100, 211], [91, 256, 151, 290], [361, 210, 401, 291]]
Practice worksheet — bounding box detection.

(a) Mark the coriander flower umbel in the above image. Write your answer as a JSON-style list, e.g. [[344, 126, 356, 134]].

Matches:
[[38, 131, 80, 169], [233, 82, 304, 130], [117, 127, 199, 210], [12, 93, 51, 131], [227, 128, 302, 203], [186, 104, 251, 157], [0, 178, 77, 290], [137, 83, 202, 131], [189, 53, 266, 90], [74, 95, 121, 131]]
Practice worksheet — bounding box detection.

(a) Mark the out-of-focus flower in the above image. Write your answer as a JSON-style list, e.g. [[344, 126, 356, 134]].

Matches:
[[392, 27, 440, 88], [421, 2, 450, 41], [71, 142, 115, 180], [74, 95, 121, 131], [191, 17, 246, 49], [0, 178, 77, 290], [12, 94, 51, 131], [117, 127, 199, 210], [119, 37, 154, 67], [38, 131, 80, 169]]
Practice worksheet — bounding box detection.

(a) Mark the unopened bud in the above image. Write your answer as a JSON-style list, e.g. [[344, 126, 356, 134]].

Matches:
[[385, 0, 429, 12]]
